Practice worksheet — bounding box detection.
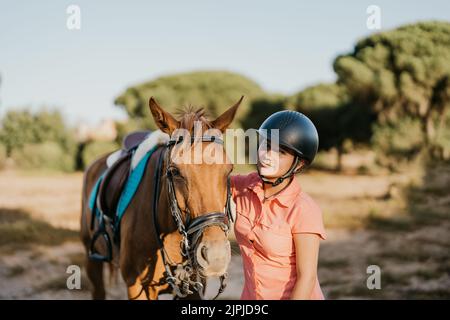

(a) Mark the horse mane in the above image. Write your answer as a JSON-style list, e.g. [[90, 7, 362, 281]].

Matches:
[[174, 105, 213, 132]]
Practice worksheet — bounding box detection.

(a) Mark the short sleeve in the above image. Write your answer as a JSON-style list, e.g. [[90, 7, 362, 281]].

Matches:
[[291, 194, 327, 240]]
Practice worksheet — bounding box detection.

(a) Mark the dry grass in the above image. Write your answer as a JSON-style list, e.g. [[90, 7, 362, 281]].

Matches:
[[0, 157, 449, 299], [0, 208, 79, 250], [0, 170, 83, 230], [6, 265, 26, 277], [318, 160, 450, 299]]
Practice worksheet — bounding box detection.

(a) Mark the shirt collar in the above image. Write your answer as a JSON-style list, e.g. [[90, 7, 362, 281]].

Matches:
[[247, 172, 302, 208]]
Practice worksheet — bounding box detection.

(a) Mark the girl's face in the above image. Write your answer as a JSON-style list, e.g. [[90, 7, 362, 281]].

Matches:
[[257, 138, 296, 178]]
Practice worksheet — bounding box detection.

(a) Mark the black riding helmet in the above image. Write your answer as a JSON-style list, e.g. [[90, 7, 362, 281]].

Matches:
[[257, 110, 319, 186]]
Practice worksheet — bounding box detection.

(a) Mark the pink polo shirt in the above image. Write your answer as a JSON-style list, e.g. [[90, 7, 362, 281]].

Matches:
[[231, 172, 326, 300]]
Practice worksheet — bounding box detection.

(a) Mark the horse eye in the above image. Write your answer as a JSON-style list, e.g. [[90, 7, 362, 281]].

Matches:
[[168, 167, 180, 176]]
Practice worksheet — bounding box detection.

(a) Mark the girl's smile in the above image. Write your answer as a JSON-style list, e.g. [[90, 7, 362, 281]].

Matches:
[[257, 138, 296, 178]]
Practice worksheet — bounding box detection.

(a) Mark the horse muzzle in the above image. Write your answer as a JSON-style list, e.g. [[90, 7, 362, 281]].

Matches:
[[195, 240, 231, 277]]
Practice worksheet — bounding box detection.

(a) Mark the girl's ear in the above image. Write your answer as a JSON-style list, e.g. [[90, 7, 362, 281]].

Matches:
[[294, 159, 307, 173]]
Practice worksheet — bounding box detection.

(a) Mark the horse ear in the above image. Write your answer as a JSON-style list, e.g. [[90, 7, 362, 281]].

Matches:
[[211, 96, 244, 132], [149, 97, 179, 135]]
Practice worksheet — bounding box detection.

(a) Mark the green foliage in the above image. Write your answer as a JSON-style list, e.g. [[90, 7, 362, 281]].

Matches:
[[288, 83, 351, 153], [2, 21, 449, 173], [0, 109, 77, 171], [0, 143, 6, 169], [10, 142, 75, 172], [287, 83, 348, 110], [114, 71, 265, 127], [334, 21, 450, 150], [0, 109, 76, 156], [240, 95, 287, 130], [0, 110, 35, 155], [82, 141, 119, 168], [114, 119, 148, 145], [372, 116, 424, 158]]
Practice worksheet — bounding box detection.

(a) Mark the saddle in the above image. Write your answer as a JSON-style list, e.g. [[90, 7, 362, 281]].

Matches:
[[97, 130, 151, 219]]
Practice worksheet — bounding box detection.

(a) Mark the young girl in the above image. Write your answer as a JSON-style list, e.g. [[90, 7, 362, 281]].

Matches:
[[231, 110, 326, 300]]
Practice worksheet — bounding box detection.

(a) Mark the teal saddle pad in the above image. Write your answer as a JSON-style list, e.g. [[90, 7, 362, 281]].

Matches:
[[88, 145, 158, 229]]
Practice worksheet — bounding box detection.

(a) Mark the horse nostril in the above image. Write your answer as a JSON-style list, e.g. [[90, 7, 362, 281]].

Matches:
[[201, 245, 208, 263], [196, 243, 209, 268]]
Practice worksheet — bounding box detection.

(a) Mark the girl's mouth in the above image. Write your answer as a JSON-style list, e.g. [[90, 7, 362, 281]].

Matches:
[[259, 159, 272, 167]]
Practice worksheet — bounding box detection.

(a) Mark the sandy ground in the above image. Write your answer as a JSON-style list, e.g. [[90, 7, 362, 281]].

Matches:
[[0, 164, 449, 300]]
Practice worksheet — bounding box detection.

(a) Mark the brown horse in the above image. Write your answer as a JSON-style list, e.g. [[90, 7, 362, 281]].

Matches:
[[80, 96, 242, 299]]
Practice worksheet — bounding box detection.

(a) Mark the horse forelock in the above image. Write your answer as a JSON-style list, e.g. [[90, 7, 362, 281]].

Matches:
[[175, 105, 213, 133]]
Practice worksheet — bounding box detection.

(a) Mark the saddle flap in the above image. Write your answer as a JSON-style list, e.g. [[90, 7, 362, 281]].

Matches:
[[98, 152, 133, 219]]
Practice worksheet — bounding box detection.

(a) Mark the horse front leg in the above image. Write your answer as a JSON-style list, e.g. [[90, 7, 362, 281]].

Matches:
[[85, 258, 106, 299], [124, 263, 161, 300], [127, 281, 158, 300]]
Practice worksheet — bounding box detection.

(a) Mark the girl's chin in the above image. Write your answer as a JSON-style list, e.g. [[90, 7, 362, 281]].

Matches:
[[258, 166, 278, 177]]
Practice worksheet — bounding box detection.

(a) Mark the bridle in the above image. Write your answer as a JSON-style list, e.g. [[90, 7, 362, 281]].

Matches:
[[148, 134, 233, 299]]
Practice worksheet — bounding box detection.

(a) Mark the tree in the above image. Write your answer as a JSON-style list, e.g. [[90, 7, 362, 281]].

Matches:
[[0, 110, 36, 156], [288, 83, 348, 111], [114, 71, 265, 128], [287, 83, 374, 170], [333, 21, 450, 159], [241, 94, 287, 130], [0, 109, 76, 158]]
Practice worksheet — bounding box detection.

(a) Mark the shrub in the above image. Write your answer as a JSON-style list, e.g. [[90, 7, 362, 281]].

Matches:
[[371, 117, 424, 169], [0, 143, 6, 169], [11, 142, 75, 172], [82, 141, 119, 168]]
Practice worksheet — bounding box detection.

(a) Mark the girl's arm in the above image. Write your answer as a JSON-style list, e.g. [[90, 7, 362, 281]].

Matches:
[[290, 233, 321, 299]]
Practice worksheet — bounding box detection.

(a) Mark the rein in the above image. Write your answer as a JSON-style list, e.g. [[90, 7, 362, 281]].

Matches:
[[147, 135, 233, 299]]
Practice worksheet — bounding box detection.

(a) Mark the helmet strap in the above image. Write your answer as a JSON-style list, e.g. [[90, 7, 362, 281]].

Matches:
[[258, 156, 300, 187]]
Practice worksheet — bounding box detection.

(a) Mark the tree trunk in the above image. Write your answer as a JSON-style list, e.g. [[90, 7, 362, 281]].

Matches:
[[336, 145, 343, 172], [422, 107, 436, 147]]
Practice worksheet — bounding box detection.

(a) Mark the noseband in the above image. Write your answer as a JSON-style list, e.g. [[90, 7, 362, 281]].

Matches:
[[150, 134, 233, 299]]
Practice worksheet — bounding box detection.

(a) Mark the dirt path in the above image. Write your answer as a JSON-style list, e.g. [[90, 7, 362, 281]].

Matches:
[[0, 241, 245, 299], [1, 166, 449, 299]]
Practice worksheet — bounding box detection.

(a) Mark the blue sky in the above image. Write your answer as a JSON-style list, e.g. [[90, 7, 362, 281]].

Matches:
[[1, 0, 450, 126]]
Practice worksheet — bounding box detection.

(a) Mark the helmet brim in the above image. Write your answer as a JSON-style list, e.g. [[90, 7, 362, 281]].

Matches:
[[257, 129, 306, 160]]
